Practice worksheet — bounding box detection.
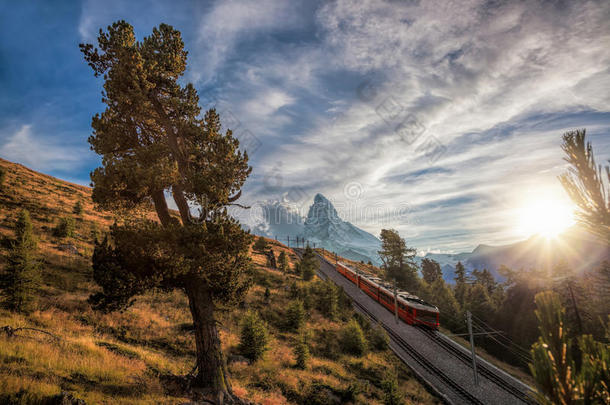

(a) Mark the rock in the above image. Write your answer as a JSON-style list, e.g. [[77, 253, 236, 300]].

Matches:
[[58, 243, 79, 255]]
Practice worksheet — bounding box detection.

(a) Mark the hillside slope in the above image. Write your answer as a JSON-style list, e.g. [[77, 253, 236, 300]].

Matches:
[[0, 158, 437, 405]]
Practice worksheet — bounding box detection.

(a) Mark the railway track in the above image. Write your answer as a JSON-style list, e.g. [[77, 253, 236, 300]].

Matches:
[[350, 298, 485, 405], [418, 328, 535, 404]]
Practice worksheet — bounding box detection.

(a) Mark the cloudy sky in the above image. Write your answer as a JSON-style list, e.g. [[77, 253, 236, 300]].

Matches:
[[1, 0, 609, 253]]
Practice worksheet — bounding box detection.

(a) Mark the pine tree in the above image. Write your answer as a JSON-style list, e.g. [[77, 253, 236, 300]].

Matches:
[[559, 129, 610, 244], [341, 319, 367, 356], [265, 249, 276, 269], [421, 258, 442, 284], [294, 332, 309, 369], [300, 245, 318, 281], [454, 261, 468, 308], [286, 300, 306, 331], [253, 237, 268, 252], [239, 311, 269, 362], [53, 217, 75, 238], [530, 291, 609, 404], [80, 21, 252, 399], [1, 210, 40, 313], [378, 229, 418, 291], [264, 287, 270, 304], [430, 278, 461, 331], [73, 200, 83, 215], [278, 251, 289, 273]]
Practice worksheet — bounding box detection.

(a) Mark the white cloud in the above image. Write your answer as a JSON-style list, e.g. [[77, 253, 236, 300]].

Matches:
[[0, 125, 90, 173]]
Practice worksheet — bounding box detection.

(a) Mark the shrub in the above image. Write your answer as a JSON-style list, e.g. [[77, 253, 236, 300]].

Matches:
[[285, 300, 306, 331], [239, 311, 269, 361], [340, 319, 367, 356], [368, 323, 389, 351], [53, 216, 75, 238], [294, 333, 309, 369], [315, 329, 341, 360], [381, 373, 403, 405], [73, 200, 83, 215], [289, 281, 300, 299], [278, 251, 289, 273], [317, 280, 338, 320], [264, 287, 270, 303], [253, 236, 268, 252]]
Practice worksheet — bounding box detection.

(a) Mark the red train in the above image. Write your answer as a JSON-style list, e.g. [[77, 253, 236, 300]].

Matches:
[[335, 262, 440, 329]]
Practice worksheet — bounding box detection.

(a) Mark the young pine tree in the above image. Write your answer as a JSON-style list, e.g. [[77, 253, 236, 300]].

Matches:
[[81, 21, 253, 400], [286, 299, 306, 331], [294, 332, 309, 369], [278, 251, 289, 273], [253, 237, 268, 252], [1, 210, 40, 313], [341, 318, 368, 356], [73, 200, 83, 215], [381, 372, 403, 405], [300, 245, 318, 281], [239, 311, 269, 362]]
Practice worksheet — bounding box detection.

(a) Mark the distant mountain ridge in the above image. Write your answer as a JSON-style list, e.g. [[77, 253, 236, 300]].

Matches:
[[248, 193, 382, 265], [249, 193, 609, 282]]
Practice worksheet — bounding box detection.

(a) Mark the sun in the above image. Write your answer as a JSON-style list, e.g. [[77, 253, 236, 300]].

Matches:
[[516, 199, 575, 238]]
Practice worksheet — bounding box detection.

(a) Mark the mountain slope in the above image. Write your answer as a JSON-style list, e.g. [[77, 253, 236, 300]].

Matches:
[[0, 158, 436, 404]]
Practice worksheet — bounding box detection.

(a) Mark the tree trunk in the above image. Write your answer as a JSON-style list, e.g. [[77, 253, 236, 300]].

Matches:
[[185, 278, 234, 404]]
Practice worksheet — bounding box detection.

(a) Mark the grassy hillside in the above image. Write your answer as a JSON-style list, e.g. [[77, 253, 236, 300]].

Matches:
[[0, 158, 437, 404]]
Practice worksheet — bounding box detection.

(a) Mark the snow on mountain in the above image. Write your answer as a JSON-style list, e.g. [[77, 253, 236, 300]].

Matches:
[[304, 193, 382, 265], [245, 193, 382, 265]]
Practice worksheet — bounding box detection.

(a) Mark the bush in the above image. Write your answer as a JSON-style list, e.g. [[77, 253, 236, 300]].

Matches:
[[315, 329, 341, 360], [294, 333, 309, 369], [73, 200, 83, 215], [368, 323, 389, 351], [278, 251, 289, 273], [340, 319, 367, 356], [285, 300, 306, 331], [53, 216, 75, 238], [381, 373, 403, 405], [239, 311, 269, 361], [253, 236, 268, 252]]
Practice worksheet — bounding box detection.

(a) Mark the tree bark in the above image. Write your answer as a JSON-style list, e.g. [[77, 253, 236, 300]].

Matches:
[[172, 185, 192, 225], [151, 189, 172, 227], [185, 278, 234, 404]]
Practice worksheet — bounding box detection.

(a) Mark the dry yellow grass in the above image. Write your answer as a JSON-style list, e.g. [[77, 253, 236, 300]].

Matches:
[[0, 158, 439, 404]]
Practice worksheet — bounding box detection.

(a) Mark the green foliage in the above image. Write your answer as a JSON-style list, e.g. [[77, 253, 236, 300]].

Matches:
[[559, 129, 610, 244], [239, 311, 269, 362], [73, 200, 83, 215], [265, 249, 276, 268], [421, 258, 442, 284], [300, 245, 318, 281], [53, 216, 75, 238], [529, 291, 609, 404], [381, 373, 403, 405], [465, 283, 495, 324], [378, 229, 418, 291], [294, 332, 309, 369], [368, 323, 390, 351], [289, 281, 300, 299], [253, 237, 268, 252], [285, 300, 306, 332], [0, 210, 40, 313], [278, 251, 289, 273], [341, 319, 368, 356], [312, 280, 338, 320], [429, 278, 462, 331]]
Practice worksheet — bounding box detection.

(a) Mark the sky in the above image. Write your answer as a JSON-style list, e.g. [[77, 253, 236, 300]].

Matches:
[[1, 0, 609, 253]]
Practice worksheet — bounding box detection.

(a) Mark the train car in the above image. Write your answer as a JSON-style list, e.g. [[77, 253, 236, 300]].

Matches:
[[331, 259, 439, 329], [358, 275, 381, 300], [336, 262, 358, 284], [397, 293, 439, 329]]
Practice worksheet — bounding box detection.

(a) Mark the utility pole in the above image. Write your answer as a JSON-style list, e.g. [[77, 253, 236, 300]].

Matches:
[[287, 235, 290, 248], [467, 311, 479, 387], [393, 278, 399, 325]]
